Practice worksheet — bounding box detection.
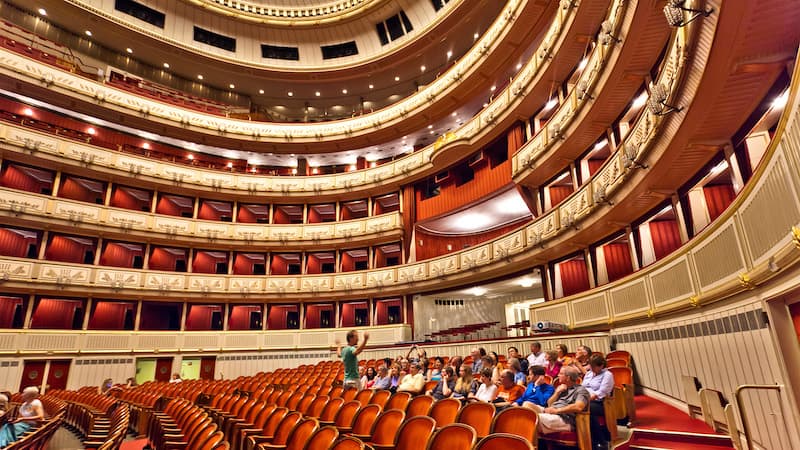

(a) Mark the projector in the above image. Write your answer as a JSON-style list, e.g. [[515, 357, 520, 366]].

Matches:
[[534, 321, 567, 332]]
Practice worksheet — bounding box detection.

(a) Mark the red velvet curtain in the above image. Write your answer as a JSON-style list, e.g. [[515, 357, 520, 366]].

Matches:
[[306, 255, 322, 274], [341, 302, 368, 327], [149, 247, 186, 271], [305, 304, 334, 329], [185, 305, 221, 330], [229, 305, 261, 330], [703, 184, 736, 221], [110, 186, 151, 211], [59, 177, 104, 203], [237, 204, 269, 223], [559, 260, 590, 297], [375, 299, 401, 325], [45, 235, 95, 264], [88, 301, 132, 330], [233, 253, 264, 275], [586, 160, 605, 177], [649, 220, 682, 260], [192, 251, 226, 274], [267, 305, 297, 330], [100, 242, 143, 268], [602, 243, 633, 283], [0, 228, 37, 258], [270, 255, 291, 275], [30, 298, 81, 329], [507, 123, 525, 156], [548, 186, 573, 207], [139, 303, 181, 330], [0, 164, 53, 193], [0, 296, 23, 328]]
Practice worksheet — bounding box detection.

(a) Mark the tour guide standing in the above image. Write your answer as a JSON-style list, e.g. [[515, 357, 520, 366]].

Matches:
[[337, 330, 370, 390]]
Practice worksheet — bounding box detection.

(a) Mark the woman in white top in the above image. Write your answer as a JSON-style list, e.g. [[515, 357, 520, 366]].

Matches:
[[469, 368, 498, 402], [0, 386, 45, 446]]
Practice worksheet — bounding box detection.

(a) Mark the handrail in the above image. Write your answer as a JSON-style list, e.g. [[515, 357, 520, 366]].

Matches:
[[734, 384, 789, 450]]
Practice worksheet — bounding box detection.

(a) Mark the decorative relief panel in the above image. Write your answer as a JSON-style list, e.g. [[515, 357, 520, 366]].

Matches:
[[53, 200, 101, 223], [334, 274, 365, 291], [397, 263, 427, 283], [38, 264, 90, 286], [609, 280, 650, 317], [229, 278, 264, 294], [460, 245, 491, 270], [301, 277, 332, 294], [0, 189, 47, 214], [266, 277, 298, 294], [366, 269, 395, 288], [145, 273, 186, 291], [302, 225, 334, 241], [648, 257, 695, 307], [106, 210, 148, 230], [429, 256, 459, 277], [0, 260, 32, 280], [493, 231, 526, 260], [95, 270, 141, 289], [188, 276, 225, 293], [153, 217, 192, 235]]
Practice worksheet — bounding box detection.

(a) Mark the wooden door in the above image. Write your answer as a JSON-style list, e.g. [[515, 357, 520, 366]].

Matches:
[[45, 360, 70, 391], [155, 357, 173, 382], [19, 360, 46, 392], [200, 357, 216, 380]]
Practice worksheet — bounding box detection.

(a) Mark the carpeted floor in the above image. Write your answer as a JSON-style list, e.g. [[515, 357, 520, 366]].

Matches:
[[631, 394, 718, 434], [120, 437, 148, 450]]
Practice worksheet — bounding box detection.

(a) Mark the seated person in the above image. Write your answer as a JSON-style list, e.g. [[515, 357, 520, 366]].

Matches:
[[428, 357, 444, 381], [556, 344, 573, 367], [529, 366, 589, 435], [428, 366, 456, 400], [372, 365, 392, 390], [544, 350, 563, 378], [450, 365, 474, 399], [494, 369, 526, 408], [507, 358, 527, 385], [468, 368, 497, 402], [516, 365, 555, 409], [0, 387, 44, 446], [574, 345, 592, 374], [582, 355, 615, 448], [396, 363, 425, 395], [98, 378, 114, 395]]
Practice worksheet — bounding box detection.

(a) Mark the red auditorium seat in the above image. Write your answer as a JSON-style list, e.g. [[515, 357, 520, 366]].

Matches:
[[456, 402, 495, 438], [475, 433, 534, 450], [426, 423, 476, 450]]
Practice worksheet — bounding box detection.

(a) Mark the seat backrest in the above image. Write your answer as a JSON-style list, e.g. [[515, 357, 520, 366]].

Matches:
[[306, 395, 330, 418], [350, 404, 382, 435], [394, 415, 436, 450], [252, 404, 278, 429], [369, 390, 391, 408], [475, 433, 534, 450], [285, 418, 319, 450], [272, 411, 304, 445], [262, 407, 290, 437], [406, 395, 434, 417], [319, 397, 345, 422], [682, 375, 703, 408], [354, 389, 373, 406], [606, 351, 630, 363], [385, 392, 412, 411], [724, 404, 743, 450], [429, 397, 460, 428], [368, 409, 406, 445], [342, 388, 358, 402], [609, 367, 633, 387], [330, 436, 365, 450], [296, 393, 317, 415], [491, 407, 537, 442], [286, 391, 306, 411], [276, 390, 294, 407], [334, 400, 362, 428], [606, 358, 628, 368], [426, 423, 476, 450], [329, 386, 344, 398], [303, 425, 340, 450], [457, 401, 495, 438], [196, 430, 224, 450]]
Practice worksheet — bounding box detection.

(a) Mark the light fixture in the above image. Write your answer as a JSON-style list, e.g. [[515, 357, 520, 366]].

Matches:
[[126, 47, 133, 54], [394, 76, 400, 81], [37, 8, 46, 15], [369, 84, 374, 89], [226, 162, 233, 169], [23, 108, 33, 116], [516, 63, 523, 70], [490, 85, 496, 92], [342, 89, 348, 94], [577, 58, 588, 71], [469, 287, 487, 296], [663, 1, 714, 27], [599, 20, 621, 45], [85, 30, 93, 37], [543, 98, 558, 111], [291, 168, 297, 175], [197, 74, 204, 80], [632, 91, 648, 108], [87, 127, 96, 135], [647, 83, 682, 116], [229, 84, 235, 89], [142, 143, 150, 150], [451, 112, 457, 117], [259, 89, 265, 94], [163, 63, 170, 69], [446, 50, 453, 59], [315, 91, 321, 97], [622, 142, 648, 169], [187, 154, 194, 160], [473, 33, 479, 40], [429, 130, 434, 134], [772, 91, 789, 109], [349, 164, 357, 171], [428, 124, 433, 129]]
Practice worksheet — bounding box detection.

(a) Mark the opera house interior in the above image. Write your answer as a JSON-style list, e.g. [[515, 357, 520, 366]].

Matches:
[[0, 0, 798, 448]]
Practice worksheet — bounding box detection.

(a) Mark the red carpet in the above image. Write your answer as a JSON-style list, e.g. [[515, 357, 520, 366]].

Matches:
[[120, 437, 148, 450], [632, 395, 717, 434]]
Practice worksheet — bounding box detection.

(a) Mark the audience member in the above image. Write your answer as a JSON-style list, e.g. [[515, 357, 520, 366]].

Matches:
[[469, 348, 483, 374], [529, 366, 590, 436], [469, 368, 498, 402], [428, 366, 456, 400], [575, 345, 592, 373], [364, 367, 377, 389], [507, 358, 526, 385], [449, 355, 463, 375], [516, 365, 555, 408], [494, 369, 526, 408], [0, 393, 7, 419], [582, 355, 615, 448], [397, 363, 425, 395], [556, 344, 573, 366], [527, 342, 547, 367], [389, 366, 401, 392], [508, 347, 529, 373], [0, 387, 44, 446], [451, 365, 474, 399], [98, 378, 114, 395], [125, 377, 137, 388], [544, 350, 562, 378], [337, 330, 369, 391], [428, 357, 443, 381], [372, 366, 391, 390], [169, 373, 182, 383]]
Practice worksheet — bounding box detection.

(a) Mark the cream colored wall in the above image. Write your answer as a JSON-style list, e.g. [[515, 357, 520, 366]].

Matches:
[[135, 359, 157, 386], [180, 358, 201, 380]]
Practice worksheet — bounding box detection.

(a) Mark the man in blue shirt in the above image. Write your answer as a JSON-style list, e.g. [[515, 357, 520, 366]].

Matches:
[[515, 365, 555, 408], [582, 354, 615, 449], [337, 330, 369, 391]]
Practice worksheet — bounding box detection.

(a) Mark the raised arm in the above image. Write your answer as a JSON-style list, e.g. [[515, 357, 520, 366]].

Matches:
[[354, 331, 370, 355]]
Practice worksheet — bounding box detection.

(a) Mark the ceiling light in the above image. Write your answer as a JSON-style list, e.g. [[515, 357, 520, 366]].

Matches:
[[428, 125, 433, 129], [229, 84, 235, 89], [126, 47, 133, 54], [22, 108, 33, 116], [577, 58, 588, 71], [197, 74, 203, 80], [420, 65, 426, 72], [291, 168, 297, 175], [772, 91, 789, 109], [37, 8, 46, 15], [451, 112, 457, 117], [349, 165, 357, 171], [632, 92, 648, 108], [87, 127, 96, 135], [446, 50, 453, 58], [226, 162, 233, 168], [469, 287, 487, 296], [483, 103, 488, 108], [369, 84, 374, 89], [315, 91, 321, 96], [142, 143, 150, 149], [518, 278, 536, 288], [394, 76, 400, 81], [342, 89, 348, 94], [429, 130, 434, 134], [259, 89, 265, 94], [543, 98, 558, 111], [187, 154, 194, 160], [85, 30, 93, 37], [163, 63, 170, 69], [516, 63, 523, 70], [473, 33, 479, 40], [490, 85, 496, 92]]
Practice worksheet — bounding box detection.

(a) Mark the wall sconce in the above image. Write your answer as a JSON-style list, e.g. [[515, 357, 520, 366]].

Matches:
[[647, 83, 683, 116], [599, 20, 621, 45], [623, 142, 648, 169], [663, 1, 714, 27]]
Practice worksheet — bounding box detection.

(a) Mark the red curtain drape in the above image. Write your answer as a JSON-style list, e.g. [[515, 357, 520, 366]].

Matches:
[[100, 242, 143, 268], [507, 123, 525, 156], [0, 296, 23, 328], [185, 305, 221, 330], [149, 247, 186, 271], [306, 255, 322, 274], [548, 186, 574, 207], [649, 220, 682, 260], [110, 186, 151, 211], [30, 298, 81, 329], [267, 305, 297, 330], [0, 228, 37, 258], [229, 305, 261, 330], [375, 299, 401, 325], [270, 255, 290, 275], [703, 184, 736, 221], [341, 302, 368, 327], [139, 303, 181, 330], [45, 235, 94, 264], [0, 164, 53, 193], [237, 204, 269, 223], [305, 304, 334, 329], [192, 251, 227, 274], [559, 259, 590, 297], [587, 160, 605, 177], [59, 177, 104, 203], [602, 243, 633, 283], [233, 253, 264, 275], [88, 301, 132, 330]]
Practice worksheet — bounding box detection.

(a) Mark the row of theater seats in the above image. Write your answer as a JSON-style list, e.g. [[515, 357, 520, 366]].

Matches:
[[427, 321, 502, 341], [4, 394, 66, 450], [107, 73, 231, 116], [48, 388, 130, 450]]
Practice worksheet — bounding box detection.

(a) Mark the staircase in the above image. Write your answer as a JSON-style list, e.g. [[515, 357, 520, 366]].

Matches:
[[614, 429, 735, 450]]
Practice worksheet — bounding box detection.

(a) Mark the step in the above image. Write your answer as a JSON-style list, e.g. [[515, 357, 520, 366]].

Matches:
[[621, 429, 735, 450]]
